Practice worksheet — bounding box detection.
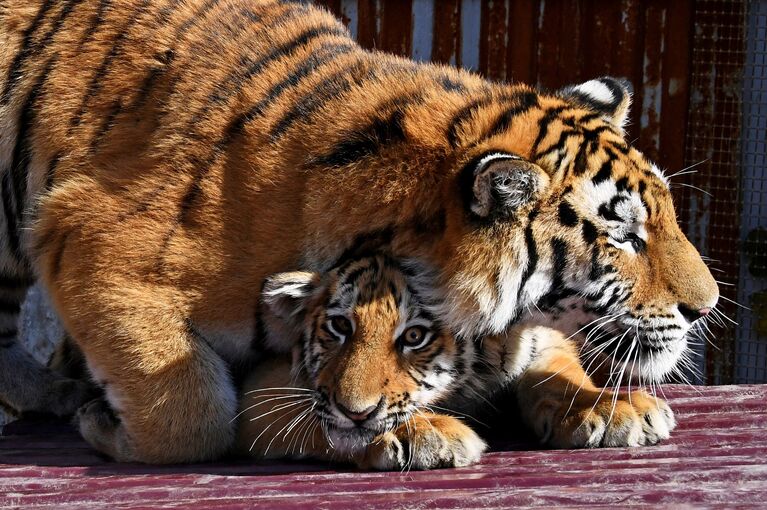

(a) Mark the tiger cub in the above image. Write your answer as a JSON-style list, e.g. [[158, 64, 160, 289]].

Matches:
[[238, 254, 487, 470], [236, 254, 675, 470]]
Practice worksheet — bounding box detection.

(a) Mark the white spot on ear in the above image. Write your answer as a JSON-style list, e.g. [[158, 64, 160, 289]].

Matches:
[[573, 80, 615, 105]]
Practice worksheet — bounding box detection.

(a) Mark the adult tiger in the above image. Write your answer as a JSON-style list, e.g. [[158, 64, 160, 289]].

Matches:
[[0, 0, 717, 463]]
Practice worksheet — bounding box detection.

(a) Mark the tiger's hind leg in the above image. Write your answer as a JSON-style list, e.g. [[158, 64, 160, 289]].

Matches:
[[0, 279, 94, 417], [516, 326, 676, 448]]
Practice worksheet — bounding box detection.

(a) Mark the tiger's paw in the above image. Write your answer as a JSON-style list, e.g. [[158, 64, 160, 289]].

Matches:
[[360, 413, 486, 470], [76, 398, 135, 461], [534, 389, 676, 448], [45, 379, 99, 417]]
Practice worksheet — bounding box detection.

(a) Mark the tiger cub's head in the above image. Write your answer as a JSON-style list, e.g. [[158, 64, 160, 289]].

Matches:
[[262, 255, 464, 449], [433, 77, 719, 382]]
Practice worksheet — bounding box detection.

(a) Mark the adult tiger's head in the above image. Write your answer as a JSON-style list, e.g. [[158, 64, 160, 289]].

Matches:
[[261, 255, 466, 449], [426, 76, 719, 383]]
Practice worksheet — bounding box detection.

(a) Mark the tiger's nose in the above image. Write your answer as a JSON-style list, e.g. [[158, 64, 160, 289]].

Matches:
[[335, 397, 383, 425], [678, 304, 711, 323]]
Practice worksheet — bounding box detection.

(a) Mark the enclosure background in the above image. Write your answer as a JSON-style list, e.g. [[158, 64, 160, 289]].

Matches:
[[313, 0, 765, 384]]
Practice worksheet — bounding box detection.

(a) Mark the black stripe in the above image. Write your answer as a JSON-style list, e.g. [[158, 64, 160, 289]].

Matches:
[[3, 58, 55, 261], [44, 152, 61, 191], [89, 98, 122, 152], [172, 23, 351, 222], [557, 201, 578, 227], [517, 209, 539, 301], [332, 225, 394, 268], [531, 106, 567, 157], [0, 329, 18, 340], [130, 0, 221, 109], [226, 42, 356, 140], [0, 0, 55, 105], [69, 0, 152, 130], [615, 176, 630, 192], [311, 100, 410, 168], [78, 0, 113, 49], [534, 129, 579, 160], [37, 0, 86, 50], [192, 21, 345, 126], [481, 91, 540, 143], [51, 232, 69, 280], [550, 238, 568, 290], [446, 94, 494, 148], [170, 0, 219, 36], [537, 237, 577, 310], [581, 219, 598, 244], [589, 246, 603, 280], [1, 172, 21, 262], [598, 195, 626, 223], [269, 60, 372, 140], [591, 159, 613, 184], [440, 75, 467, 93], [130, 50, 175, 111]]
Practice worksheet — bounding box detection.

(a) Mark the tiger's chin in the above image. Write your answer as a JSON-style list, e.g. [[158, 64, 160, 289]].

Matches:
[[582, 333, 689, 385], [323, 422, 386, 454]]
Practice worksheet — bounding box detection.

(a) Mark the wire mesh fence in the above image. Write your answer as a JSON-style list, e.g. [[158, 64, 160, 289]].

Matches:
[[737, 0, 767, 383]]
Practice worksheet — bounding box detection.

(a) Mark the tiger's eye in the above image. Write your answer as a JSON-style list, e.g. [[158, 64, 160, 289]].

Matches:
[[329, 316, 352, 336], [400, 326, 430, 348]]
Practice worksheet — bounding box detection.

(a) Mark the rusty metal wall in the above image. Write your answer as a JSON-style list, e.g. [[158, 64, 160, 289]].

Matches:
[[314, 0, 755, 384]]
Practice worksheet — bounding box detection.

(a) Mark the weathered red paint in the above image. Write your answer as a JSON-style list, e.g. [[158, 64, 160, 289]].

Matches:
[[1, 385, 765, 507]]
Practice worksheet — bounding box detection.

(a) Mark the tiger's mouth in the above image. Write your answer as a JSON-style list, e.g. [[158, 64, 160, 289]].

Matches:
[[581, 316, 690, 383], [315, 406, 414, 450]]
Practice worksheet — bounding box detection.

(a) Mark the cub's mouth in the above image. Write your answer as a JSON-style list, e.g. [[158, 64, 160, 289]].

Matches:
[[315, 400, 413, 451]]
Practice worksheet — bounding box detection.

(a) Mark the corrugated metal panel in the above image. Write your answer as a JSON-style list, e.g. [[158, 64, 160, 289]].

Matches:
[[314, 0, 754, 385], [2, 385, 766, 507]]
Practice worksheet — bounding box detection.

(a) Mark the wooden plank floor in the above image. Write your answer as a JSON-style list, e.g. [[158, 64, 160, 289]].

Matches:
[[1, 385, 766, 509]]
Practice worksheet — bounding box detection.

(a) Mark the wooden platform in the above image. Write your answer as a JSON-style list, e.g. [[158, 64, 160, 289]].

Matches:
[[1, 385, 766, 509]]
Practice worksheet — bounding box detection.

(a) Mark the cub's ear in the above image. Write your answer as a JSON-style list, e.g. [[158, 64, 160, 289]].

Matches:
[[262, 271, 319, 320], [559, 76, 632, 131], [462, 153, 549, 220]]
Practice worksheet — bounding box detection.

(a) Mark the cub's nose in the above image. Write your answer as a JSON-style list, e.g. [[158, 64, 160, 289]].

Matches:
[[334, 397, 383, 425], [678, 303, 711, 324]]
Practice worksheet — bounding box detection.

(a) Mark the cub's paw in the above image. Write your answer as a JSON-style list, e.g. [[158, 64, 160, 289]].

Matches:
[[45, 378, 99, 417], [361, 413, 486, 470], [534, 389, 676, 448], [76, 398, 134, 461]]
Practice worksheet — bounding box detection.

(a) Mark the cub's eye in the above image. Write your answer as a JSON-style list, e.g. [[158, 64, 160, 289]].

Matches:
[[625, 233, 646, 253], [327, 316, 353, 340], [399, 326, 433, 351]]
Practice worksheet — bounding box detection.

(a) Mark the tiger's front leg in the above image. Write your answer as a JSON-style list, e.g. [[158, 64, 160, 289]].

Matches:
[[516, 327, 676, 448], [236, 357, 486, 470]]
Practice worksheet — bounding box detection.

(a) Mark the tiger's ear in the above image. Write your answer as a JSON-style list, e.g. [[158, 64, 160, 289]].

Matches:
[[559, 77, 632, 131], [462, 153, 549, 220], [262, 271, 319, 320]]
